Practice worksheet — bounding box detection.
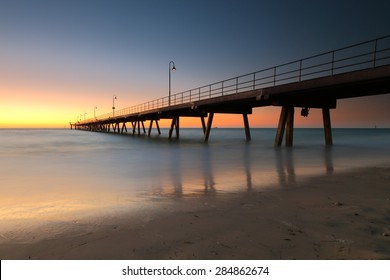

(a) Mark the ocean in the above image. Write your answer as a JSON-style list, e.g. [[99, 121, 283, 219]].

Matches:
[[1, 128, 390, 243]]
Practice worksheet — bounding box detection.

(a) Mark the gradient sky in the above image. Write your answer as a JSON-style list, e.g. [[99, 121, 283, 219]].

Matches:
[[1, 0, 390, 128]]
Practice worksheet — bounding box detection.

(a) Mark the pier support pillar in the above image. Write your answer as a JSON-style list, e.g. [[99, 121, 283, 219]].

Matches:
[[275, 106, 288, 146], [111, 123, 117, 133], [275, 106, 294, 147], [148, 120, 161, 137], [200, 116, 206, 135], [285, 107, 294, 146], [131, 122, 136, 135], [148, 120, 153, 136], [155, 120, 161, 135], [175, 117, 180, 139], [322, 108, 333, 145], [169, 118, 174, 139], [169, 117, 180, 139], [204, 113, 214, 142], [137, 121, 144, 135], [121, 122, 127, 134], [243, 114, 251, 141]]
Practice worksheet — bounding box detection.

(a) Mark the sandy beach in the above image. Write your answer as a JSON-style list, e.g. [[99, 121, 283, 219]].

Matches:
[[0, 166, 389, 260]]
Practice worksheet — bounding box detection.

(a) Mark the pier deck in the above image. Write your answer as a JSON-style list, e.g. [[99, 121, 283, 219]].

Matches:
[[73, 36, 390, 146]]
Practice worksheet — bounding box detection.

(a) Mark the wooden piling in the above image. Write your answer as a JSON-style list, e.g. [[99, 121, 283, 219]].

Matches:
[[148, 120, 153, 136], [121, 123, 127, 134], [285, 107, 294, 146], [243, 113, 251, 141], [169, 118, 175, 139], [156, 120, 161, 135], [204, 113, 214, 141], [169, 117, 180, 139], [200, 116, 206, 135], [275, 106, 289, 146], [137, 121, 141, 135], [175, 117, 180, 139], [322, 108, 333, 145]]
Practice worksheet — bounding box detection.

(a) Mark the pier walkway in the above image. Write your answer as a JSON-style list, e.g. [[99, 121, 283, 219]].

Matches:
[[72, 36, 390, 146]]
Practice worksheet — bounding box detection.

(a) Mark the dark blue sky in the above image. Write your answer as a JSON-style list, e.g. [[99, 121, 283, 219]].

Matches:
[[1, 0, 389, 127]]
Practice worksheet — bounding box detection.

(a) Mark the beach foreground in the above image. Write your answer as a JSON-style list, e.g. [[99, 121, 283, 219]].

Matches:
[[1, 166, 389, 260]]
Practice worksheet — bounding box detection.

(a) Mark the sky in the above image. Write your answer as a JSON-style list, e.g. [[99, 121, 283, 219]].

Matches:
[[1, 0, 390, 128]]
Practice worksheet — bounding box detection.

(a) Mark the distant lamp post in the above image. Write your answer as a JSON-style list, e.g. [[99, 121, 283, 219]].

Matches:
[[112, 95, 117, 117], [94, 106, 98, 120], [169, 61, 176, 106]]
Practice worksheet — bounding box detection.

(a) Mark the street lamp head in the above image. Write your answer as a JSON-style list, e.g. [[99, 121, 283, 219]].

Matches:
[[169, 61, 176, 71], [168, 61, 176, 107]]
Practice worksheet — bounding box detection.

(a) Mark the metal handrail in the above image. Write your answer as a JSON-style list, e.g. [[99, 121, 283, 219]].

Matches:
[[80, 35, 390, 124]]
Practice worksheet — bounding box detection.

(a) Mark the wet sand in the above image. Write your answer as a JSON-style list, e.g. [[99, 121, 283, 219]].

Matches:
[[0, 166, 389, 260]]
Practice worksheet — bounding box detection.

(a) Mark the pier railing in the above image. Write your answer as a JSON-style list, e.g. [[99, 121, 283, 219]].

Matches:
[[81, 35, 390, 124]]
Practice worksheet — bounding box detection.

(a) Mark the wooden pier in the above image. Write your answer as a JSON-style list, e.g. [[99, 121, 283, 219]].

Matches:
[[73, 36, 390, 146]]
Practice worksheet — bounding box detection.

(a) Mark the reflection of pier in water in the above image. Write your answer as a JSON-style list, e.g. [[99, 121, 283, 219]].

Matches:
[[150, 145, 334, 198], [275, 149, 296, 186]]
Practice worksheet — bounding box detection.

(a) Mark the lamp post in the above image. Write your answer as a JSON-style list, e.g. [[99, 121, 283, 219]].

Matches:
[[112, 95, 117, 117], [94, 106, 97, 120], [169, 61, 176, 106]]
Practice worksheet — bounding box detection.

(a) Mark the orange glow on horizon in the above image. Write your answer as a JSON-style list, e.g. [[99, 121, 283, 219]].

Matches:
[[1, 81, 390, 129]]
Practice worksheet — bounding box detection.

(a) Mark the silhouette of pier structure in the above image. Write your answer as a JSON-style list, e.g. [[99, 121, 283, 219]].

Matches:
[[72, 36, 390, 146]]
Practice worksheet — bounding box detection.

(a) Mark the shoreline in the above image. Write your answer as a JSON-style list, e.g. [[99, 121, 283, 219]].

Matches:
[[0, 166, 389, 260]]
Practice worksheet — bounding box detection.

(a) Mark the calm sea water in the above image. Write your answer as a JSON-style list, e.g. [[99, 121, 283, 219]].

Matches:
[[1, 128, 390, 242]]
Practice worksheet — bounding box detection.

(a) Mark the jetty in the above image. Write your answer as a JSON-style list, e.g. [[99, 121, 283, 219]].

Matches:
[[72, 36, 390, 146]]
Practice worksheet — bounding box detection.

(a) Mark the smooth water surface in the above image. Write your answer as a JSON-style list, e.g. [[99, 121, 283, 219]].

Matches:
[[1, 128, 390, 242]]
